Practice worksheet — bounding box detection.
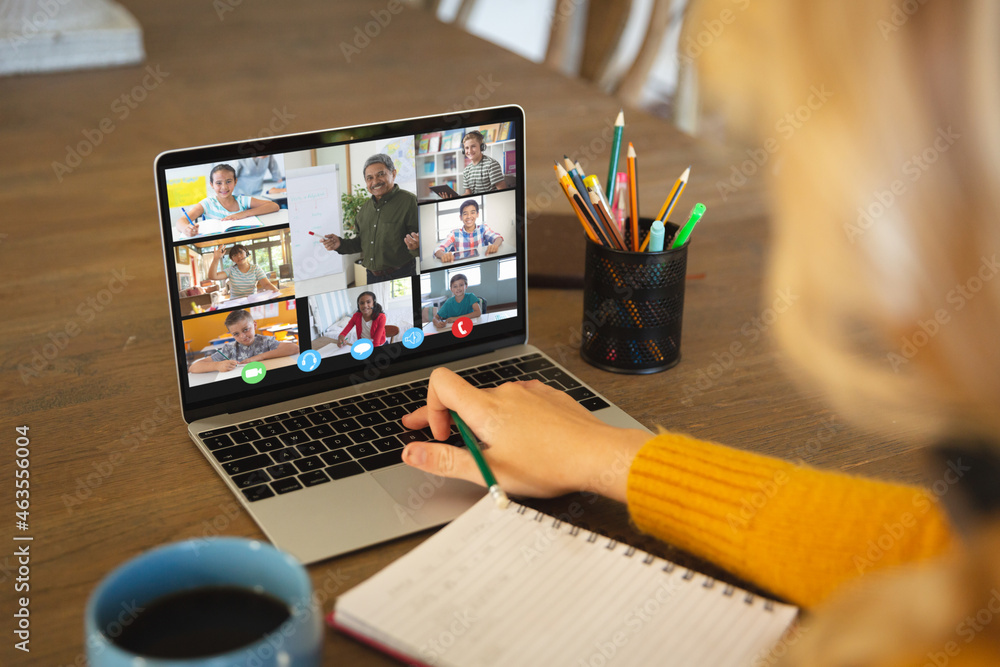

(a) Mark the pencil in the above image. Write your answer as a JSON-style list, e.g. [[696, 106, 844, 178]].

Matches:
[[626, 143, 639, 251], [450, 410, 509, 509], [583, 174, 612, 216], [572, 189, 613, 247], [555, 164, 604, 245], [564, 157, 602, 226], [606, 110, 624, 201], [655, 166, 690, 223], [589, 189, 626, 251]]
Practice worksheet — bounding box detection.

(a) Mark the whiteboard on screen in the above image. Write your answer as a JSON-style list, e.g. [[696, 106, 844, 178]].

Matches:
[[287, 164, 344, 284]]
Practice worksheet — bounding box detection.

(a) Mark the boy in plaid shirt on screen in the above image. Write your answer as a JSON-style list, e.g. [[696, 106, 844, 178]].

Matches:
[[433, 199, 503, 263]]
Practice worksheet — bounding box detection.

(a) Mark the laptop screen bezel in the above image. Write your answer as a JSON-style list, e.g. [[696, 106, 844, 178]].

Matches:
[[154, 105, 528, 424]]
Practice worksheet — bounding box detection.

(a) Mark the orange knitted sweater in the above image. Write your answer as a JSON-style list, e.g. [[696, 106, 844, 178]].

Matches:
[[626, 432, 955, 609]]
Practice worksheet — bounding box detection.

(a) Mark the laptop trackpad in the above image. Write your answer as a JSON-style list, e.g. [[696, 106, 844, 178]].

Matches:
[[372, 466, 484, 527]]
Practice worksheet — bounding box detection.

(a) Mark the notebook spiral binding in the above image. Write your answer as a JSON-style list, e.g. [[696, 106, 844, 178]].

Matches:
[[511, 501, 776, 612]]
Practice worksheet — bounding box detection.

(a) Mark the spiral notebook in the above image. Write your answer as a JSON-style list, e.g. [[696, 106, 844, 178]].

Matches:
[[329, 495, 799, 667]]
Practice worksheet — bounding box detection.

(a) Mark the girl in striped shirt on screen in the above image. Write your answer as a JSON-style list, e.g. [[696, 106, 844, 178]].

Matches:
[[207, 244, 277, 299]]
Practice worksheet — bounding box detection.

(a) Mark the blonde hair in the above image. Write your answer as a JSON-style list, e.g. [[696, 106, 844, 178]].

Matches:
[[687, 0, 1000, 437]]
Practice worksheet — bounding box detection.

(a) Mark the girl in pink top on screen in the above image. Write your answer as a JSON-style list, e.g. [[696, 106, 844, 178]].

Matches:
[[337, 291, 386, 347]]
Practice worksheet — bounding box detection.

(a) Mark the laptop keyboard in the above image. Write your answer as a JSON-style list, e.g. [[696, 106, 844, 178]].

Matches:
[[197, 354, 610, 503]]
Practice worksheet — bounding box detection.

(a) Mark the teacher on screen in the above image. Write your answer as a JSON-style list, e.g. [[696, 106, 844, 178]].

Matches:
[[321, 153, 419, 284]]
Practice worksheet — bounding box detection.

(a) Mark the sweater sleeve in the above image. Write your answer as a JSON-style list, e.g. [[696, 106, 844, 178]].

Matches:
[[626, 431, 955, 609], [339, 312, 360, 339]]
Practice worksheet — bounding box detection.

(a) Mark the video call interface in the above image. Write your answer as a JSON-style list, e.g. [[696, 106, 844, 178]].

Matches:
[[161, 118, 523, 403]]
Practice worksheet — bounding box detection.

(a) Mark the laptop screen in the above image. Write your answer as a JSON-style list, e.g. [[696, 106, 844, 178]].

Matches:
[[155, 106, 527, 421]]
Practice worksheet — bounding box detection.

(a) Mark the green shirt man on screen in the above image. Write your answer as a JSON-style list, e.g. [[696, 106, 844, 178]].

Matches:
[[321, 153, 420, 284]]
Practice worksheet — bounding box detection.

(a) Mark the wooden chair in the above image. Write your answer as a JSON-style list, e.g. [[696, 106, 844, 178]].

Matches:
[[434, 0, 696, 132], [384, 325, 400, 343]]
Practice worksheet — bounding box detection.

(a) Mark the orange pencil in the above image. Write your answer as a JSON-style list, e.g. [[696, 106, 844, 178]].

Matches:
[[555, 163, 602, 245], [626, 143, 639, 250]]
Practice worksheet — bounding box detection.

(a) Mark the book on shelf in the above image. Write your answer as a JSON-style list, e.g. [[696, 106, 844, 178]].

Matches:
[[423, 161, 435, 175], [504, 150, 517, 175], [442, 154, 457, 171], [417, 137, 430, 155], [442, 129, 464, 151]]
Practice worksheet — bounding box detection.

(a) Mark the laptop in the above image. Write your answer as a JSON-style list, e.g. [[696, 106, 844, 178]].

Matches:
[[155, 105, 649, 564]]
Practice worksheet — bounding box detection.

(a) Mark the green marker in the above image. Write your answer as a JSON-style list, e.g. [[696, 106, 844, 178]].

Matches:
[[670, 203, 706, 249], [450, 410, 510, 509]]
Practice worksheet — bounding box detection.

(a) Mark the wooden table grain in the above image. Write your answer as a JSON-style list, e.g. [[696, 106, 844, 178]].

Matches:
[[0, 1, 931, 664]]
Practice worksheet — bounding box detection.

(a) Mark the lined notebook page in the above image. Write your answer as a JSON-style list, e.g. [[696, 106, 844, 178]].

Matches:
[[334, 496, 798, 667]]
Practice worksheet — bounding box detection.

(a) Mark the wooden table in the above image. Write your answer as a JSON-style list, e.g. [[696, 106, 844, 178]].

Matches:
[[0, 1, 933, 664]]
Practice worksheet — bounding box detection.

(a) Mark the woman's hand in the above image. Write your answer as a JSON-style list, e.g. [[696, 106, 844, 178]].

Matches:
[[337, 335, 347, 347], [400, 368, 649, 501]]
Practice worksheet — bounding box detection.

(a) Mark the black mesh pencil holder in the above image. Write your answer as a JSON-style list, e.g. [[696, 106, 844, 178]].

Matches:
[[581, 221, 687, 374]]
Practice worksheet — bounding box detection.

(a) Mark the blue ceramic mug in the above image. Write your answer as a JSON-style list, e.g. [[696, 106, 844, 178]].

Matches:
[[86, 538, 322, 666]]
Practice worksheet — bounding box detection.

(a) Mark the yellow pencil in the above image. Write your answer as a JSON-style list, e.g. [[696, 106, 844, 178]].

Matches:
[[655, 166, 690, 222], [555, 163, 602, 245]]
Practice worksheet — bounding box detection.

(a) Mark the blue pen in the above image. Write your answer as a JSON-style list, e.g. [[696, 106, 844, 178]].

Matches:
[[647, 221, 665, 252], [181, 207, 197, 232]]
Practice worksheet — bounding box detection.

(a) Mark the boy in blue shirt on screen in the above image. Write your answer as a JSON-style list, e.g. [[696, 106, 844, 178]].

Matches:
[[433, 273, 482, 329]]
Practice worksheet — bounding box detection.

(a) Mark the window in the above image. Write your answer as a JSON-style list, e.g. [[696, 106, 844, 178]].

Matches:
[[497, 258, 516, 281], [420, 274, 431, 295], [391, 279, 411, 298], [446, 265, 481, 287], [219, 234, 285, 276]]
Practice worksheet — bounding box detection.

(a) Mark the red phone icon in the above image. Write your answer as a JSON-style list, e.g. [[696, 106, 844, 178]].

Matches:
[[452, 317, 473, 338]]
